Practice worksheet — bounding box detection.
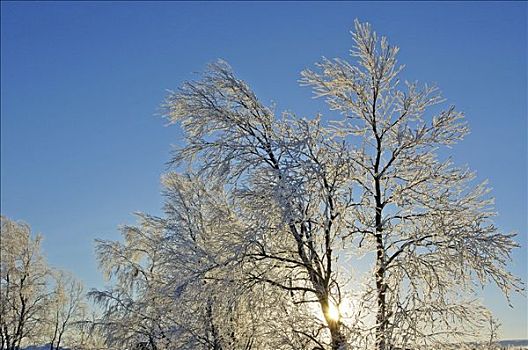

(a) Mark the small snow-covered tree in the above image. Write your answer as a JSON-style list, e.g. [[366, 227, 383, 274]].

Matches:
[[1, 216, 89, 350], [67, 310, 108, 350], [90, 217, 171, 350], [0, 216, 51, 350], [46, 271, 86, 350]]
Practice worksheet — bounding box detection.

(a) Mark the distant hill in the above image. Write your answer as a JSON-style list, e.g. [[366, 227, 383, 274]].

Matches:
[[23, 345, 69, 350], [497, 339, 528, 349]]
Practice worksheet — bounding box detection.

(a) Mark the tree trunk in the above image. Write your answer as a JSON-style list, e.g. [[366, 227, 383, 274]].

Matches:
[[375, 236, 387, 350], [320, 298, 346, 350], [329, 321, 346, 350], [374, 143, 387, 350]]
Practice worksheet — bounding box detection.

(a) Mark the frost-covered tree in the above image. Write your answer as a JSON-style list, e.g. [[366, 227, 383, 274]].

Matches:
[[67, 310, 108, 350], [1, 216, 89, 350], [300, 20, 523, 349], [163, 62, 364, 349], [46, 271, 86, 350], [0, 216, 51, 350], [90, 217, 171, 350], [92, 176, 329, 350]]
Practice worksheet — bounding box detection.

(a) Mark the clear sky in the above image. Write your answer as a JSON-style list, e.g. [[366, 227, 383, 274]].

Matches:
[[1, 1, 526, 340]]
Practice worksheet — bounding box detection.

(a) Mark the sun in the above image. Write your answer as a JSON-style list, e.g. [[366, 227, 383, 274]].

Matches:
[[324, 298, 356, 322], [326, 302, 340, 321]]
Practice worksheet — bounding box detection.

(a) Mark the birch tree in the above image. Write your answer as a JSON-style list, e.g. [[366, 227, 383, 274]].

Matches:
[[47, 272, 86, 350], [1, 216, 89, 350], [300, 20, 523, 350], [163, 62, 363, 349], [92, 176, 328, 350], [0, 216, 50, 350], [90, 217, 171, 350]]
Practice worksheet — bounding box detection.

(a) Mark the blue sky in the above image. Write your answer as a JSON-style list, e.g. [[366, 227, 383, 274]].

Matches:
[[1, 1, 526, 339]]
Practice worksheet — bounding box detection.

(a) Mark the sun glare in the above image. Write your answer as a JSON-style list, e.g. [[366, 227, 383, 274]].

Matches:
[[327, 302, 340, 321]]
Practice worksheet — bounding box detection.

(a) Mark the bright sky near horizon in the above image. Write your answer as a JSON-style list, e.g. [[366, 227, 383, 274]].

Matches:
[[1, 1, 526, 340]]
